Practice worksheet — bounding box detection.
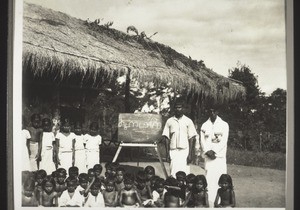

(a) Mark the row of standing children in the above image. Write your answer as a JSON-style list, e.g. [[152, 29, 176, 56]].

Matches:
[[22, 114, 102, 174], [22, 162, 235, 207]]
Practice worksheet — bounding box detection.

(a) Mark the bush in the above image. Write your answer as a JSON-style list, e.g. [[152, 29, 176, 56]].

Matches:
[[226, 148, 286, 170]]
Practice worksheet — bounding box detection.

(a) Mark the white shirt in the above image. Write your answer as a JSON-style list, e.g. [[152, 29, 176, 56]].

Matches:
[[74, 134, 85, 150], [42, 132, 55, 147], [59, 189, 84, 207], [84, 134, 102, 151], [162, 115, 197, 149], [56, 132, 76, 152], [84, 192, 105, 207], [200, 116, 229, 158]]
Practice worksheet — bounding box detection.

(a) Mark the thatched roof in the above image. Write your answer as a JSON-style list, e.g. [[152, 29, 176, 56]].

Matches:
[[23, 2, 245, 102]]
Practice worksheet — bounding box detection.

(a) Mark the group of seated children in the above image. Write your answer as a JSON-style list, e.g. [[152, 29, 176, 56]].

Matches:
[[22, 163, 235, 208]]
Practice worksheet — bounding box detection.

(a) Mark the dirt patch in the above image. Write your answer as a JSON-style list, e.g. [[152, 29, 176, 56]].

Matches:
[[106, 161, 285, 208]]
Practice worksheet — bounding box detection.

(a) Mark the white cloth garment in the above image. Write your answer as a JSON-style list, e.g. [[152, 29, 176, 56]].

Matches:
[[74, 134, 87, 173], [59, 189, 84, 207], [39, 132, 56, 174], [200, 116, 229, 207], [169, 148, 190, 176], [56, 132, 76, 170], [84, 134, 102, 169], [22, 129, 32, 171], [84, 192, 105, 207], [162, 115, 197, 176]]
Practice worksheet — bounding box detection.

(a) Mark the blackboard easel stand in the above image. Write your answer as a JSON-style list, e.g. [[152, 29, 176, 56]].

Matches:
[[112, 142, 168, 178]]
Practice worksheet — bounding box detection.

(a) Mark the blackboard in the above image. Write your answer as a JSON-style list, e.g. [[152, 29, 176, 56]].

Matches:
[[118, 113, 163, 143]]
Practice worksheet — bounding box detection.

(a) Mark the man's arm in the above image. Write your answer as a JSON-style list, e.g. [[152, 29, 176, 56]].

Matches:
[[187, 136, 196, 164]]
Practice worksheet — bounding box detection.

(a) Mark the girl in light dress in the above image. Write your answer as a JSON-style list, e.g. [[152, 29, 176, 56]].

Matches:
[[39, 118, 56, 174], [55, 119, 76, 172], [73, 122, 87, 173], [84, 122, 102, 169]]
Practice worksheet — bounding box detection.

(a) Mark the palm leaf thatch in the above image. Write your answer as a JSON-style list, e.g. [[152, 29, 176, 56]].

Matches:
[[23, 2, 245, 103]]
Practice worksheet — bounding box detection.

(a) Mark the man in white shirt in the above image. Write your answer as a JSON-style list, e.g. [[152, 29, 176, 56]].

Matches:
[[162, 100, 197, 177], [200, 108, 229, 207]]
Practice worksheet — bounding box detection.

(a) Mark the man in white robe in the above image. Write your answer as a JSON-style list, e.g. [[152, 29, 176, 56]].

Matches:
[[200, 108, 229, 207]]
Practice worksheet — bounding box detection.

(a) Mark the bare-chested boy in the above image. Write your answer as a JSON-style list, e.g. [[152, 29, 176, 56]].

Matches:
[[102, 177, 118, 207], [27, 114, 43, 170], [119, 173, 142, 207]]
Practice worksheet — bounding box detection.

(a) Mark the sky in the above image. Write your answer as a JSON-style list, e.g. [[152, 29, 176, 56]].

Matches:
[[24, 0, 287, 95]]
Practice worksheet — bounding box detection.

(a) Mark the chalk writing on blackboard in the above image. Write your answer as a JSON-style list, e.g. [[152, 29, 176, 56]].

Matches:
[[118, 113, 163, 143]]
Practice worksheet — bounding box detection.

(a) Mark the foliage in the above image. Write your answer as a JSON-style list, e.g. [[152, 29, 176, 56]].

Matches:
[[220, 63, 287, 153]]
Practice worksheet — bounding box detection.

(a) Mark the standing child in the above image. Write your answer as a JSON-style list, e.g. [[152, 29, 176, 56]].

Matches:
[[214, 174, 236, 208], [102, 177, 119, 207], [55, 119, 76, 171], [84, 181, 105, 207], [73, 122, 87, 173], [39, 176, 58, 207], [39, 118, 56, 174], [84, 122, 102, 169], [58, 178, 84, 207], [22, 178, 39, 207], [119, 173, 143, 207], [22, 121, 32, 171], [115, 167, 125, 192], [184, 175, 209, 207], [27, 114, 43, 171]]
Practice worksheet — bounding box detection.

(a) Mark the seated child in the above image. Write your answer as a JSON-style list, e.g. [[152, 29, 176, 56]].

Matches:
[[135, 170, 152, 206], [39, 175, 58, 207], [22, 178, 39, 207], [151, 177, 167, 207], [59, 178, 84, 207], [102, 177, 119, 207], [34, 169, 47, 201], [54, 168, 67, 197], [184, 173, 196, 207], [77, 173, 89, 195], [164, 176, 181, 207], [115, 166, 125, 192], [87, 168, 96, 183], [84, 180, 105, 207], [176, 171, 187, 205], [184, 175, 209, 207], [144, 165, 155, 189], [93, 164, 105, 191], [119, 173, 143, 207], [68, 166, 79, 180], [150, 175, 160, 192], [214, 174, 236, 208]]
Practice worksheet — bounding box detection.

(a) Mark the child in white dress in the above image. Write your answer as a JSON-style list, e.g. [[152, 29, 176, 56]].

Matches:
[[39, 118, 56, 174], [22, 128, 32, 171], [84, 122, 102, 169], [73, 122, 87, 173], [55, 119, 76, 172]]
